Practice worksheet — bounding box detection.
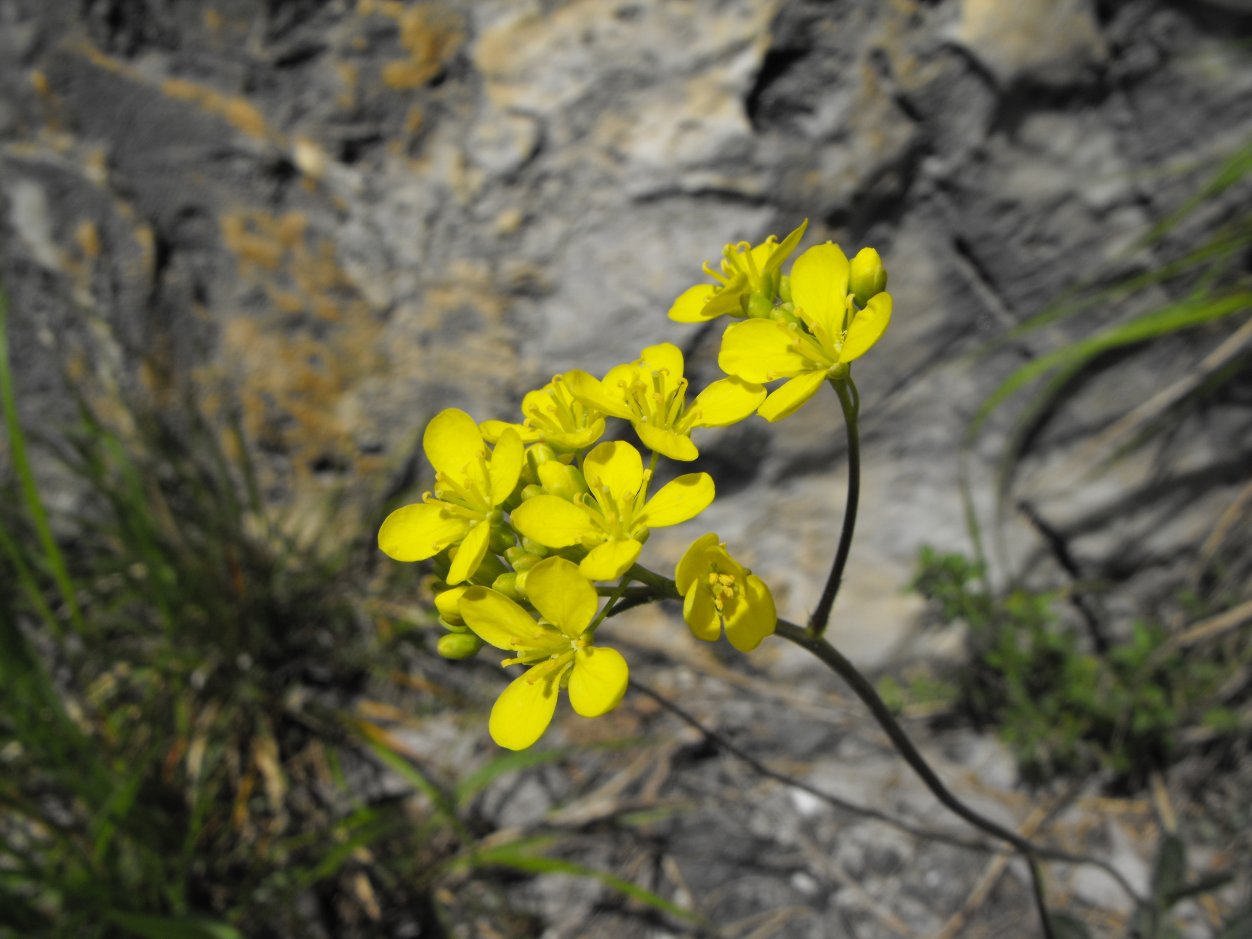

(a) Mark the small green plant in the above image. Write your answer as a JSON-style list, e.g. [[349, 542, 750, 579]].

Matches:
[[904, 546, 1246, 787], [0, 285, 693, 936]]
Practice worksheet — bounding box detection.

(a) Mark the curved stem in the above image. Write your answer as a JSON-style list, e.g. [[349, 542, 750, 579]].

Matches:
[[633, 679, 1009, 855], [626, 563, 678, 594], [777, 620, 1036, 853], [590, 573, 633, 631], [777, 618, 1147, 938], [808, 377, 860, 638], [595, 581, 1143, 911]]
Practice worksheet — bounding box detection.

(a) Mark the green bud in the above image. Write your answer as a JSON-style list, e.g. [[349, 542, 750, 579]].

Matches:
[[472, 550, 507, 583], [769, 305, 800, 327], [746, 292, 774, 319], [849, 247, 887, 307], [492, 572, 522, 601], [526, 443, 557, 476], [537, 460, 585, 500], [504, 546, 542, 572], [779, 273, 793, 304], [437, 632, 483, 660], [488, 525, 516, 554], [521, 537, 549, 557], [520, 484, 545, 501]]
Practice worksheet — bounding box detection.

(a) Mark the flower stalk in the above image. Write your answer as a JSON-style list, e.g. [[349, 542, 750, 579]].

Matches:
[[808, 375, 860, 638]]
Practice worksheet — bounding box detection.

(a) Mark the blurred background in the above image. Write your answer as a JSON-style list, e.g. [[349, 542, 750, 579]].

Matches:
[[1, 0, 1249, 936]]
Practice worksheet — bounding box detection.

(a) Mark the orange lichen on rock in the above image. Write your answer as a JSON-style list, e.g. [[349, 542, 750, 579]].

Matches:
[[75, 219, 101, 259], [163, 77, 271, 140], [214, 208, 386, 489], [376, 4, 463, 90], [221, 212, 285, 271]]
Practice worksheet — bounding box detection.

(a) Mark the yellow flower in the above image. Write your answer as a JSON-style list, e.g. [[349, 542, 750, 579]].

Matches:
[[564, 343, 764, 461], [377, 408, 523, 584], [479, 371, 606, 453], [511, 440, 714, 580], [718, 242, 892, 421], [460, 557, 629, 750], [668, 219, 808, 322], [675, 533, 776, 651]]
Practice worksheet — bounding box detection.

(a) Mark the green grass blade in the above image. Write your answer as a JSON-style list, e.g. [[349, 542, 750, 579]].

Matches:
[[0, 284, 85, 635], [968, 291, 1252, 443], [1139, 139, 1252, 246], [454, 747, 575, 806], [468, 843, 701, 924], [356, 727, 468, 840]]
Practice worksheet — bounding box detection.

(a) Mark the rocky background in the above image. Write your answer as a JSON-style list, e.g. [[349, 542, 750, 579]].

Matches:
[[2, 0, 1251, 936]]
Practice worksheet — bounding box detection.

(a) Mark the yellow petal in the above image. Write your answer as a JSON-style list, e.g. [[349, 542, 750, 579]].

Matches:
[[790, 243, 850, 342], [547, 418, 606, 452], [480, 419, 537, 444], [841, 292, 892, 363], [762, 219, 809, 277], [668, 283, 718, 322], [489, 428, 524, 505], [703, 281, 749, 318], [756, 370, 827, 422], [682, 585, 721, 642], [433, 585, 469, 625], [525, 557, 599, 637], [691, 377, 766, 427], [640, 472, 714, 527], [511, 495, 600, 548], [579, 538, 643, 581], [717, 319, 808, 383], [460, 586, 542, 651], [424, 408, 486, 481], [635, 422, 698, 462], [638, 342, 683, 381], [674, 532, 720, 594], [564, 370, 631, 419], [582, 441, 643, 504], [568, 646, 629, 718], [378, 502, 471, 562], [446, 520, 491, 584], [724, 574, 777, 652], [490, 669, 560, 750]]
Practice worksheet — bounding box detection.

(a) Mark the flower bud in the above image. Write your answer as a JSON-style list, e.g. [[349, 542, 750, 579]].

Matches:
[[433, 585, 469, 626], [491, 572, 523, 601], [521, 537, 549, 557], [504, 545, 543, 572], [746, 292, 774, 319], [488, 524, 516, 554], [437, 632, 483, 660], [849, 247, 887, 307], [526, 442, 558, 475], [537, 460, 585, 500]]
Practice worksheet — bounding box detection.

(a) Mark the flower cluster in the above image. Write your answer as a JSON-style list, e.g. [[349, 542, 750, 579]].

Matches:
[[380, 222, 891, 748]]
